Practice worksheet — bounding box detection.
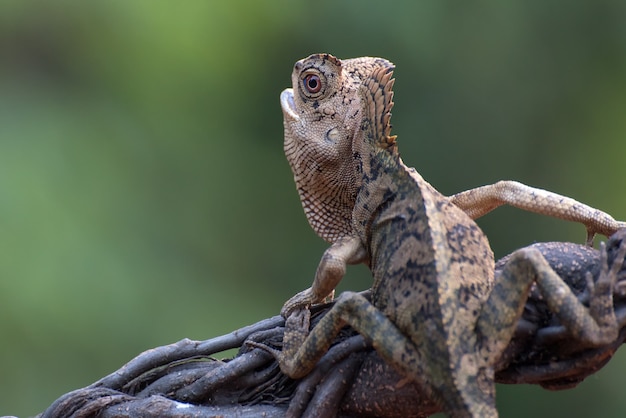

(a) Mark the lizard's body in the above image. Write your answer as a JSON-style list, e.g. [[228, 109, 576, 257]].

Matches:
[[253, 54, 626, 417], [362, 163, 497, 413]]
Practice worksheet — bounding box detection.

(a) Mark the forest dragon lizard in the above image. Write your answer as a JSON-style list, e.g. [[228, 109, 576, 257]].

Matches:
[[253, 54, 626, 417]]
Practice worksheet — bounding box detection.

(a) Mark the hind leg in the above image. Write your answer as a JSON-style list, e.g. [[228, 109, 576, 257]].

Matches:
[[478, 236, 626, 366]]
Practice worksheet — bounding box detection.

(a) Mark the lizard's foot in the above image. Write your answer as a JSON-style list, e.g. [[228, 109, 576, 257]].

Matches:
[[247, 309, 312, 377], [583, 234, 626, 345], [584, 221, 626, 246], [245, 339, 282, 360], [281, 287, 320, 317], [585, 229, 596, 247], [606, 229, 626, 297]]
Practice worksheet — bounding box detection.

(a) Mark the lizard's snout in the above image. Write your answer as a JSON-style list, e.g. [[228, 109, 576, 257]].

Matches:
[[280, 88, 299, 121]]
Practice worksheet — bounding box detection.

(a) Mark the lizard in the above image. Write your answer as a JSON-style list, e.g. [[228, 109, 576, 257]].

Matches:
[[251, 53, 626, 417]]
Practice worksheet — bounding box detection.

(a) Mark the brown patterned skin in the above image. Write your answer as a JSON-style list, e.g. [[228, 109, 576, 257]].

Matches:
[[254, 54, 626, 417], [450, 182, 626, 245]]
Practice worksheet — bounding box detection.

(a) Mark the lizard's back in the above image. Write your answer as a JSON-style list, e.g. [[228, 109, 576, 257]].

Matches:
[[365, 162, 496, 413]]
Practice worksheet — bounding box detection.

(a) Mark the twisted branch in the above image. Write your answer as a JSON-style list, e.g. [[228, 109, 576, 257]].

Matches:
[[37, 233, 626, 418]]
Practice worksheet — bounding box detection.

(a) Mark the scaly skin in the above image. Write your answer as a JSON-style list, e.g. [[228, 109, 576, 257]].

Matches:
[[450, 181, 626, 245], [253, 54, 626, 417]]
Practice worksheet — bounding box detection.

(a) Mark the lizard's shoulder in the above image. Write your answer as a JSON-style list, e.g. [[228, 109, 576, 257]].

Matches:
[[404, 163, 496, 292]]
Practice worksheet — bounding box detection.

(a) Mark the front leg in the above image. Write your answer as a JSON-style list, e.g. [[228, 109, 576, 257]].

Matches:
[[478, 231, 626, 366], [254, 292, 498, 418], [281, 235, 368, 317], [450, 180, 626, 244]]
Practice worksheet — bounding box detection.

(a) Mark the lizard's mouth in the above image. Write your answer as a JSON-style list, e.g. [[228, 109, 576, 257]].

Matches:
[[280, 88, 299, 121]]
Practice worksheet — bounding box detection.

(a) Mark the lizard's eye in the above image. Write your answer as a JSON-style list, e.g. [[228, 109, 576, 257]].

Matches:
[[299, 69, 327, 99], [303, 74, 322, 94]]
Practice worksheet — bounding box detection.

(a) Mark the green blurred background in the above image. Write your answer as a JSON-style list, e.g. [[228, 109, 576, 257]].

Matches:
[[1, 1, 625, 417]]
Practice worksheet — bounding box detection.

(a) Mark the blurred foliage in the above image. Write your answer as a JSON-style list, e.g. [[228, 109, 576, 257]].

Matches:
[[1, 1, 625, 417]]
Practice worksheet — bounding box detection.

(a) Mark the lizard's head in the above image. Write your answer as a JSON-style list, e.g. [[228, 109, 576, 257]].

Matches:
[[280, 53, 395, 243]]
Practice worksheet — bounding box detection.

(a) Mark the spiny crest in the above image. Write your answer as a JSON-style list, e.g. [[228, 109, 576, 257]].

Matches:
[[317, 53, 342, 68], [360, 63, 397, 153], [303, 53, 343, 73]]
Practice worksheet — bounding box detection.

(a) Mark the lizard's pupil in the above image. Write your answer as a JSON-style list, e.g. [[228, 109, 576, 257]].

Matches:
[[304, 74, 321, 93]]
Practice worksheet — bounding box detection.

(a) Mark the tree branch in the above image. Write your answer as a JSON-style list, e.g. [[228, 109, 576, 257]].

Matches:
[[38, 234, 626, 418]]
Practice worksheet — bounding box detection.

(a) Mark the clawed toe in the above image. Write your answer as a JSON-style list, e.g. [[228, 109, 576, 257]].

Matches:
[[606, 229, 626, 280], [582, 236, 625, 345], [246, 340, 282, 359], [281, 287, 317, 318]]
